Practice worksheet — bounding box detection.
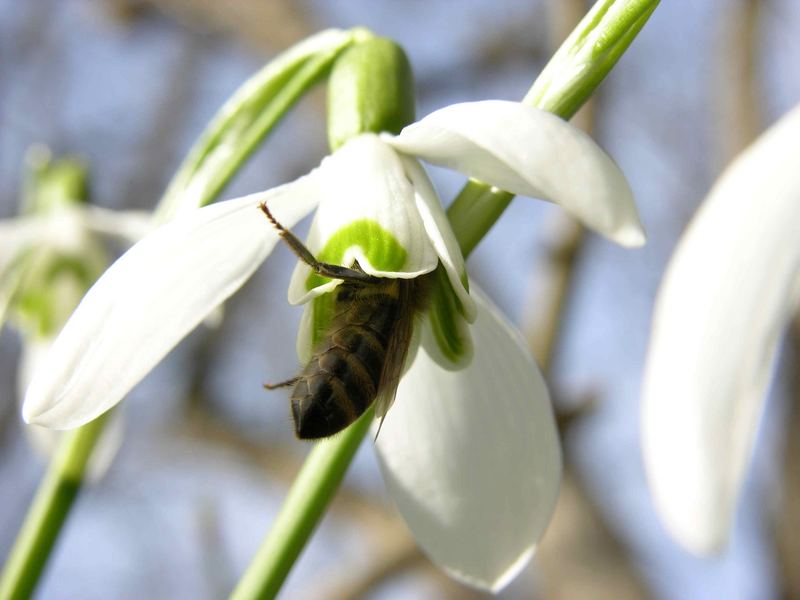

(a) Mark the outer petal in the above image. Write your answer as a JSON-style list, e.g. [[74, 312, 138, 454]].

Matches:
[[642, 105, 800, 554], [387, 100, 645, 247], [374, 288, 561, 591], [17, 339, 124, 481], [23, 179, 321, 429], [288, 134, 438, 304]]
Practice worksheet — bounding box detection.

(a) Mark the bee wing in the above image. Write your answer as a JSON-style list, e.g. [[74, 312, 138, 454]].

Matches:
[[374, 313, 416, 418], [374, 275, 429, 419]]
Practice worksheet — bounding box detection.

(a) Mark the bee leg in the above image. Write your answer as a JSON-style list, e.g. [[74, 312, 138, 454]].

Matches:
[[259, 202, 378, 283], [263, 377, 300, 390]]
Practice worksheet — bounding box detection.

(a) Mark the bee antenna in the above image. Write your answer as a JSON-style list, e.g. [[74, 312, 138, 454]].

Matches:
[[258, 202, 284, 233]]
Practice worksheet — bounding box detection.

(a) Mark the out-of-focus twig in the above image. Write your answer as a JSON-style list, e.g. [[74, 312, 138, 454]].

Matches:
[[324, 537, 421, 600], [525, 214, 585, 374], [119, 0, 315, 53], [120, 29, 204, 211], [523, 1, 650, 599], [177, 407, 472, 599], [777, 331, 800, 599], [715, 0, 761, 168]]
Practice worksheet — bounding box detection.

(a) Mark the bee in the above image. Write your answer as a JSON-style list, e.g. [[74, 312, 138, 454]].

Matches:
[[259, 203, 432, 439]]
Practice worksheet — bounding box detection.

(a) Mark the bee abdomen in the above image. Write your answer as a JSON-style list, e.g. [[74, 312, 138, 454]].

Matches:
[[291, 323, 389, 439]]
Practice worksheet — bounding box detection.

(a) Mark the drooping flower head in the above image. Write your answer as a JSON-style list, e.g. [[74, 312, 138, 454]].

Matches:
[[1, 148, 147, 477], [20, 29, 645, 588], [642, 104, 800, 554], [19, 97, 642, 589]]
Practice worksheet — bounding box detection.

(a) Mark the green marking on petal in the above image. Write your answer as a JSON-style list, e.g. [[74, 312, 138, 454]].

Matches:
[[459, 269, 469, 292], [309, 293, 336, 348], [428, 264, 473, 366], [305, 219, 407, 291], [305, 219, 407, 346]]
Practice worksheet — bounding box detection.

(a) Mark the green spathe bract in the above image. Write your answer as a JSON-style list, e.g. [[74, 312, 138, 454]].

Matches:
[[156, 28, 370, 222]]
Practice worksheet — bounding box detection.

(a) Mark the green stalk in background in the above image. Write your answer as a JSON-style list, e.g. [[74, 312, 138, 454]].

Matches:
[[449, 0, 660, 258], [231, 1, 660, 598], [0, 412, 109, 600], [0, 154, 113, 600], [0, 28, 373, 600]]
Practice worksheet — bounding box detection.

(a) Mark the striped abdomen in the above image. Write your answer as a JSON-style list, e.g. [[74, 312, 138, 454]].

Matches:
[[290, 279, 402, 439]]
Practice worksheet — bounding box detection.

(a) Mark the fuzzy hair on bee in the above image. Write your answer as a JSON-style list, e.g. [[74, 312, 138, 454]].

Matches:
[[259, 202, 432, 439]]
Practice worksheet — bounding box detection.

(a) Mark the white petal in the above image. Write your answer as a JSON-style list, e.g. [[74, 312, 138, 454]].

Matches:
[[387, 100, 645, 247], [0, 212, 79, 275], [17, 339, 124, 481], [23, 179, 321, 429], [374, 288, 561, 591], [81, 206, 153, 242], [642, 104, 800, 554], [0, 205, 135, 279], [399, 156, 476, 321], [288, 134, 438, 304]]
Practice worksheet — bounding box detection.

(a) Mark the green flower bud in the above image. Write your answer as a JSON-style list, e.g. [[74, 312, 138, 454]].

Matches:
[[23, 146, 89, 215], [8, 151, 107, 339], [327, 37, 415, 150]]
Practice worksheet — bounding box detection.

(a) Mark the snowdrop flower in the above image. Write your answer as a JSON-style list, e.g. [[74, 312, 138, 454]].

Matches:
[[23, 99, 643, 589], [642, 104, 800, 554], [1, 150, 149, 476]]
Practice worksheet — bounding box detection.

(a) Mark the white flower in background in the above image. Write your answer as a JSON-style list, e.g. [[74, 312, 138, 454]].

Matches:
[[22, 100, 643, 590], [642, 104, 800, 554], [1, 152, 150, 477]]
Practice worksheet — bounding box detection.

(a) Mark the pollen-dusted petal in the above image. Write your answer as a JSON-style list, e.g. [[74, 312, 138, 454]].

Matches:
[[642, 104, 800, 555], [387, 100, 645, 247], [399, 155, 476, 322], [374, 288, 561, 592], [288, 134, 438, 305], [23, 179, 321, 429]]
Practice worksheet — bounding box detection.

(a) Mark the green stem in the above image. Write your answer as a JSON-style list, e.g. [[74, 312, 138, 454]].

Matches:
[[0, 412, 111, 600], [229, 409, 373, 600], [449, 0, 659, 253], [447, 183, 514, 259], [231, 2, 660, 598]]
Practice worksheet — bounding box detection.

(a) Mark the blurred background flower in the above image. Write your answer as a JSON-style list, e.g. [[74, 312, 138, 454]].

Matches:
[[1, 0, 799, 598]]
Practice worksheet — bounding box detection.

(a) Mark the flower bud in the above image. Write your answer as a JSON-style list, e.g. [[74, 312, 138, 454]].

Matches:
[[327, 37, 415, 150]]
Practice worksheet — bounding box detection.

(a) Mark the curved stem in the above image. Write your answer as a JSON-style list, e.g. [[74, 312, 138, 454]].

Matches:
[[229, 409, 373, 600], [0, 412, 110, 600]]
